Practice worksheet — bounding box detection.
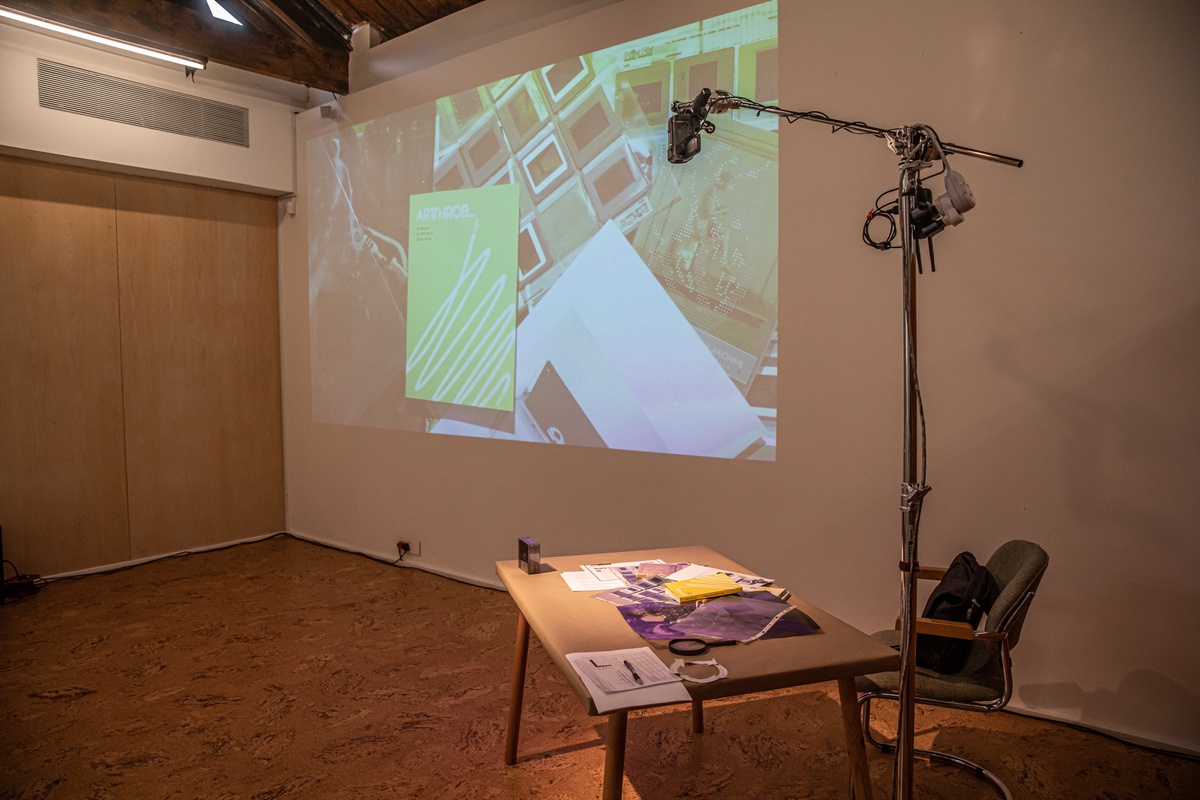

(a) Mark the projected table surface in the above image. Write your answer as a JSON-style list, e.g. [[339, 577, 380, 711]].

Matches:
[[497, 546, 898, 800]]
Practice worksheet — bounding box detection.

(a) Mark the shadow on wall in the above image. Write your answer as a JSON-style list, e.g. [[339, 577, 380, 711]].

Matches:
[[1020, 671, 1200, 753]]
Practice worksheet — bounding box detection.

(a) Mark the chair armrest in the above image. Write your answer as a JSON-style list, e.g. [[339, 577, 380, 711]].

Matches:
[[913, 617, 977, 640], [915, 566, 947, 581], [892, 617, 1010, 643]]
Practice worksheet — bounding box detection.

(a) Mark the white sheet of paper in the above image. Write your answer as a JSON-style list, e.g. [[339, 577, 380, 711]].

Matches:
[[566, 647, 691, 713], [665, 563, 773, 588], [514, 222, 767, 458], [662, 564, 712, 582]]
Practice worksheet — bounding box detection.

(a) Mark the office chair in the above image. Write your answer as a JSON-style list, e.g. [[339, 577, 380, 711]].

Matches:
[[856, 539, 1049, 800]]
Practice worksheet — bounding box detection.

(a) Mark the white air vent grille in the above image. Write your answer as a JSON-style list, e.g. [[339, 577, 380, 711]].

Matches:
[[37, 60, 249, 148]]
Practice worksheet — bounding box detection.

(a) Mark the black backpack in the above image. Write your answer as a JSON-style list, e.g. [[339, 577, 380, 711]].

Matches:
[[915, 551, 1000, 673]]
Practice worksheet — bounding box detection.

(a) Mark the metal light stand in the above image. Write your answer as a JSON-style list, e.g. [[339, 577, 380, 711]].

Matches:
[[667, 94, 1021, 800], [895, 127, 929, 800]]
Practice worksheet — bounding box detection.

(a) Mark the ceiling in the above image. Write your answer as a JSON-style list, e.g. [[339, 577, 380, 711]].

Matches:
[[4, 0, 487, 94]]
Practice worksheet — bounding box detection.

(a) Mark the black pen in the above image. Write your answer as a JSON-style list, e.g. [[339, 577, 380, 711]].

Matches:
[[623, 660, 643, 685]]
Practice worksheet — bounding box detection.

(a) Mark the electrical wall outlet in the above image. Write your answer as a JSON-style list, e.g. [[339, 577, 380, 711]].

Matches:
[[397, 539, 421, 557]]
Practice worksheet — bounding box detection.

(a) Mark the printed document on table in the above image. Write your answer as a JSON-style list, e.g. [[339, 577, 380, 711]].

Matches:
[[582, 560, 665, 583], [566, 647, 690, 713], [561, 571, 626, 592]]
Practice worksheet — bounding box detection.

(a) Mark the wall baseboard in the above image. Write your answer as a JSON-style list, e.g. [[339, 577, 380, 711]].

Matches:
[[285, 529, 506, 592], [44, 529, 507, 594], [44, 531, 289, 580]]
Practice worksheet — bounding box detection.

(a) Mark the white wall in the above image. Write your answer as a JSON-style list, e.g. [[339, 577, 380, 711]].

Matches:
[[280, 0, 1200, 754], [0, 19, 302, 195], [786, 0, 1200, 755]]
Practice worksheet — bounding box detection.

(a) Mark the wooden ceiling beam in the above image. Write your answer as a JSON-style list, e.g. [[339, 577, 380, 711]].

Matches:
[[6, 0, 349, 93], [213, 0, 305, 45], [230, 0, 322, 49]]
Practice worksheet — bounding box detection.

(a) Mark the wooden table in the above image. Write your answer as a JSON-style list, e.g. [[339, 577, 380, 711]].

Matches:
[[497, 546, 898, 800]]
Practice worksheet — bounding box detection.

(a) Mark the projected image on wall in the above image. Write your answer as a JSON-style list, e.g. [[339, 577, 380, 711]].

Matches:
[[307, 0, 778, 459]]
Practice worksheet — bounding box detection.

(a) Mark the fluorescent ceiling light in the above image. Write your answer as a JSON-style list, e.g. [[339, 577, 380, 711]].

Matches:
[[205, 0, 242, 26], [0, 6, 207, 70]]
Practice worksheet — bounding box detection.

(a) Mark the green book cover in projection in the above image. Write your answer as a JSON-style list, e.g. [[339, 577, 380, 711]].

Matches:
[[406, 183, 519, 411]]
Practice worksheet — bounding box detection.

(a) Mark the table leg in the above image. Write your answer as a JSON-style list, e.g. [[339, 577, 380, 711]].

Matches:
[[691, 700, 704, 734], [504, 611, 530, 766], [837, 676, 874, 800], [602, 710, 628, 800]]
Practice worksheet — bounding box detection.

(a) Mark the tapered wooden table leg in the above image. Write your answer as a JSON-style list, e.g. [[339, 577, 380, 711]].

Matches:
[[504, 611, 530, 766], [602, 710, 628, 800], [691, 700, 704, 734], [837, 676, 874, 800]]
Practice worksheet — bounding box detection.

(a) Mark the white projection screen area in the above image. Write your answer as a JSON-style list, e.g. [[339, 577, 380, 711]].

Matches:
[[307, 1, 778, 460]]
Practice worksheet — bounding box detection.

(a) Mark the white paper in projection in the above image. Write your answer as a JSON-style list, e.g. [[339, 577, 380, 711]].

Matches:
[[515, 221, 767, 458]]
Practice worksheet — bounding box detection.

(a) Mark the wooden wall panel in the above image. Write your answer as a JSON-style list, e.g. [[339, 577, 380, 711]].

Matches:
[[0, 156, 131, 575], [116, 176, 285, 557]]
